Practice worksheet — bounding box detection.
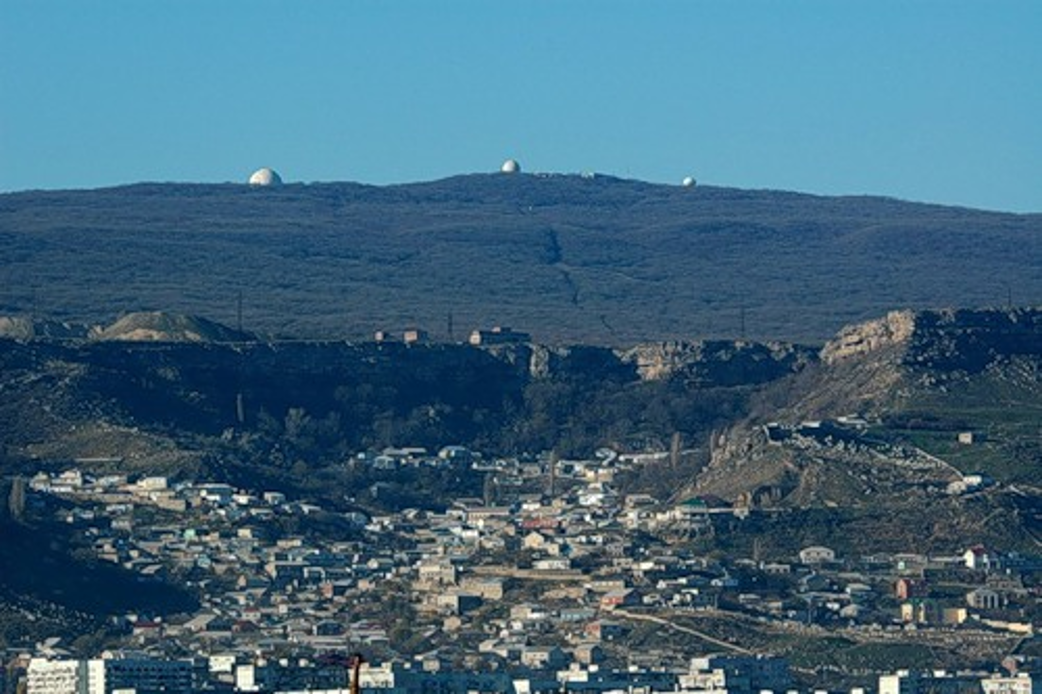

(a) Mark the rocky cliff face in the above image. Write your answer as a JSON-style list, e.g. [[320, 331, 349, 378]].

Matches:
[[618, 340, 816, 384], [821, 307, 1042, 372], [820, 310, 916, 364], [902, 307, 1042, 371], [0, 316, 89, 340], [524, 344, 636, 381], [482, 339, 815, 385]]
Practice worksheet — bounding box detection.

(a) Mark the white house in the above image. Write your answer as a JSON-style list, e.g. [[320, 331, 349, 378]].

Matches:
[[799, 546, 836, 565]]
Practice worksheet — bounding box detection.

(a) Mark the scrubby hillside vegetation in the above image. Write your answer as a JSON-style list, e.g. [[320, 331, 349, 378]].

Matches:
[[1, 175, 1039, 344]]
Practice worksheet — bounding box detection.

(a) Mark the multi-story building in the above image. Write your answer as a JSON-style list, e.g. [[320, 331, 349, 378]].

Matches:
[[981, 673, 1034, 694], [879, 670, 987, 694], [26, 655, 192, 694], [27, 658, 83, 694], [680, 654, 792, 694]]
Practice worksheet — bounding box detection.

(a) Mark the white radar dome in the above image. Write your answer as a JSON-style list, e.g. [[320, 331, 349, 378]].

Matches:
[[682, 176, 697, 188], [248, 167, 283, 186], [500, 159, 521, 174]]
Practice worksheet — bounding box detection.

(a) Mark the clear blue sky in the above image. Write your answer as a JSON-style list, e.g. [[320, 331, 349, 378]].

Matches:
[[2, 1, 1040, 212]]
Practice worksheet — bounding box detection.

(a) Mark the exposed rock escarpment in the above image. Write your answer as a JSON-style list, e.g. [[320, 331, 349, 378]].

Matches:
[[619, 340, 815, 384], [821, 307, 1041, 371], [821, 310, 916, 364]]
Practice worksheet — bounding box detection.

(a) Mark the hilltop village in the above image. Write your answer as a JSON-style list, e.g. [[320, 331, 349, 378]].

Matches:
[[8, 437, 1041, 694]]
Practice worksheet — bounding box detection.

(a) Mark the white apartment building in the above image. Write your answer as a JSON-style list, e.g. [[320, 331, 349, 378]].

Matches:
[[27, 655, 192, 694]]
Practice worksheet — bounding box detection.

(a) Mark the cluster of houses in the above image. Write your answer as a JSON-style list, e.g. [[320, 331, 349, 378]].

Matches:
[[5, 444, 1041, 693]]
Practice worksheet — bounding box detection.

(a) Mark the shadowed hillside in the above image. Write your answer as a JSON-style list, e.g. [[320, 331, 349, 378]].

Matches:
[[2, 174, 1039, 344]]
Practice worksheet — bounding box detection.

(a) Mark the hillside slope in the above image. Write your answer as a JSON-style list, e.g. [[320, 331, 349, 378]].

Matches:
[[690, 308, 1042, 553], [0, 326, 814, 478], [1, 175, 1039, 344], [0, 307, 1039, 614]]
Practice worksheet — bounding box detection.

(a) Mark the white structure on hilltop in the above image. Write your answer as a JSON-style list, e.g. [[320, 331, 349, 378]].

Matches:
[[500, 159, 521, 174], [682, 176, 697, 187], [248, 167, 283, 186]]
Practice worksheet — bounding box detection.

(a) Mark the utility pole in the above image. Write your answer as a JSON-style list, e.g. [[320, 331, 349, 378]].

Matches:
[[235, 288, 245, 424]]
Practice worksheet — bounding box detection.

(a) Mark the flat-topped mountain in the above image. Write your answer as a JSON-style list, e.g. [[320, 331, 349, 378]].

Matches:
[[2, 174, 1039, 344]]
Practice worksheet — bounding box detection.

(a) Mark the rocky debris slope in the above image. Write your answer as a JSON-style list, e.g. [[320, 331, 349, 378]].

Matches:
[[90, 311, 255, 343]]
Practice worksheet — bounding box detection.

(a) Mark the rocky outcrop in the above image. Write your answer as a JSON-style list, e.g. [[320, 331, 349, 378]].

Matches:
[[481, 340, 807, 386], [528, 344, 637, 382], [821, 307, 1042, 372], [821, 310, 916, 364], [0, 316, 90, 341], [618, 340, 815, 384], [902, 307, 1042, 372]]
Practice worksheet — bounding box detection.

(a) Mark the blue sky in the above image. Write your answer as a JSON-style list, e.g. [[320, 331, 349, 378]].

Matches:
[[1, 1, 1040, 212]]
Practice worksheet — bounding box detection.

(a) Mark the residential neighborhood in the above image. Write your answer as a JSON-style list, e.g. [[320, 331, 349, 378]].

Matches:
[[5, 443, 1041, 693]]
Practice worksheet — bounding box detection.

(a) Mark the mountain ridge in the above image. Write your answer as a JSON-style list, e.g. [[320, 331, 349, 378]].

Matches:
[[2, 175, 1039, 345]]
